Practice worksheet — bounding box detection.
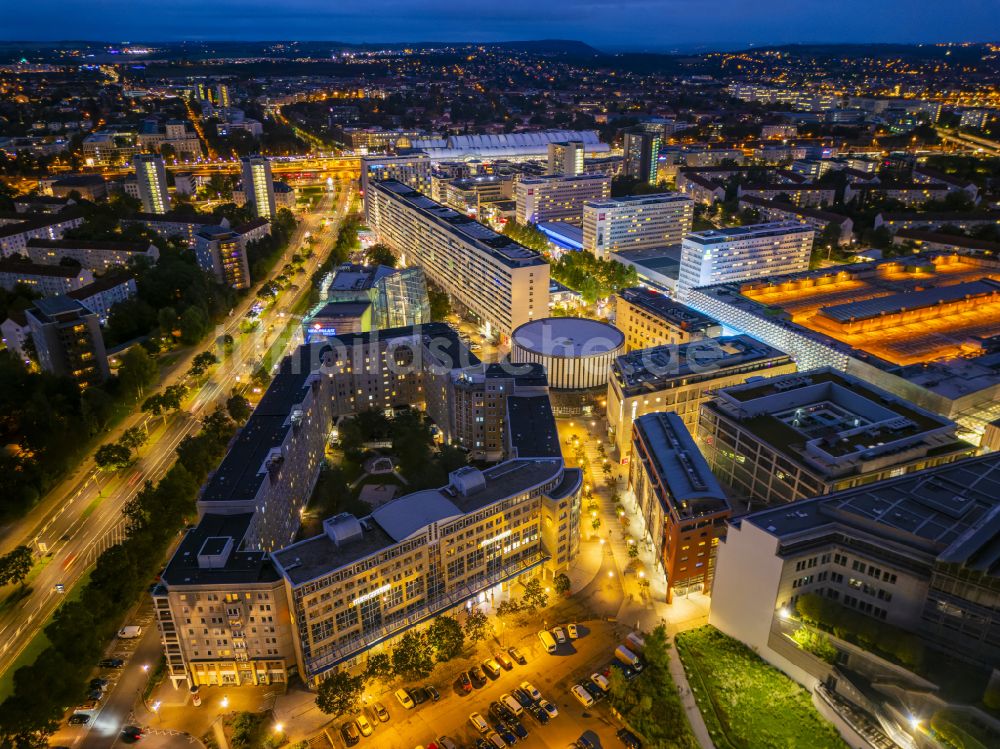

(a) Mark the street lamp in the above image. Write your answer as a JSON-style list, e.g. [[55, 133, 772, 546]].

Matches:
[[274, 723, 284, 734], [221, 695, 229, 710], [141, 664, 150, 673]]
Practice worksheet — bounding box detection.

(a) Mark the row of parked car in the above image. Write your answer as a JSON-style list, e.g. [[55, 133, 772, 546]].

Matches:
[[467, 680, 559, 748], [458, 646, 527, 693], [66, 655, 130, 725], [537, 622, 579, 653]]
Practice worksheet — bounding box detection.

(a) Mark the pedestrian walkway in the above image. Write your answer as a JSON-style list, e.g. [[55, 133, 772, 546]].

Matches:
[[668, 644, 716, 749]]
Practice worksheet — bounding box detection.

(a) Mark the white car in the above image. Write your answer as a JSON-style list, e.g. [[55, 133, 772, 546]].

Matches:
[[501, 694, 523, 716], [590, 672, 610, 692], [395, 688, 415, 709], [117, 626, 142, 639], [571, 684, 595, 707], [355, 713, 373, 736], [469, 712, 490, 733], [566, 623, 579, 639], [486, 732, 506, 749], [520, 681, 541, 702], [538, 698, 558, 718], [551, 626, 567, 644]]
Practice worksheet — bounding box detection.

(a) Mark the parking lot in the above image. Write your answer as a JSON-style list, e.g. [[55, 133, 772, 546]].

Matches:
[[331, 620, 634, 749]]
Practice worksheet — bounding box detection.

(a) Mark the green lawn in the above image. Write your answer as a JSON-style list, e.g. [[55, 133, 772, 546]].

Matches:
[[0, 569, 93, 701], [676, 626, 848, 749]]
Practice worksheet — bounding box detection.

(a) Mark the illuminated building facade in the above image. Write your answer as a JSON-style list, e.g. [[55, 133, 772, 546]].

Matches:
[[548, 141, 584, 177], [614, 287, 722, 352], [582, 193, 694, 259], [241, 156, 277, 220], [515, 173, 611, 225], [135, 153, 169, 214]]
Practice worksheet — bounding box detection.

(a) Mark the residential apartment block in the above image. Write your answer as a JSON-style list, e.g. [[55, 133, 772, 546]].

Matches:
[[515, 173, 610, 225], [582, 193, 694, 259], [26, 296, 109, 386], [677, 222, 814, 297], [365, 180, 549, 340], [24, 238, 160, 273]]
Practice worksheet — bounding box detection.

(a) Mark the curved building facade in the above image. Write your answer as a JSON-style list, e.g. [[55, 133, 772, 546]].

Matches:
[[511, 317, 625, 392]]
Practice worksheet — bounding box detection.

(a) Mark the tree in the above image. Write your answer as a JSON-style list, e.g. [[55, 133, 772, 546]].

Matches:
[[157, 306, 178, 337], [607, 666, 628, 703], [179, 306, 208, 345], [521, 578, 549, 614], [553, 572, 571, 597], [94, 442, 132, 471], [188, 351, 219, 378], [0, 545, 33, 588], [119, 426, 148, 454], [643, 624, 671, 675], [426, 615, 464, 662], [363, 652, 392, 683], [496, 599, 522, 622], [364, 243, 396, 268], [391, 631, 434, 679], [315, 671, 363, 717], [117, 346, 159, 400], [226, 394, 252, 423], [464, 606, 494, 644]]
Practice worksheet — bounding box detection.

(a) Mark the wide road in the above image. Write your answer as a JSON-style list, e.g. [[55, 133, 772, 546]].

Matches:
[[0, 184, 355, 689]]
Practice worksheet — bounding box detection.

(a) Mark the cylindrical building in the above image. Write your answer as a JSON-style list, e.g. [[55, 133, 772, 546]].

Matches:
[[511, 317, 625, 392]]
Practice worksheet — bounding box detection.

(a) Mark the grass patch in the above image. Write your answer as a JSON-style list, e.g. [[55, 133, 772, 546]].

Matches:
[[607, 626, 698, 749], [0, 569, 92, 701], [931, 708, 1000, 749], [676, 626, 848, 749]]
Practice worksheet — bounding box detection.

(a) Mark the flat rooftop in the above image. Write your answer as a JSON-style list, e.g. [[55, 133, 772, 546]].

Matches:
[[506, 396, 561, 459], [200, 343, 329, 504], [617, 287, 720, 333], [512, 317, 624, 358], [613, 334, 792, 396], [707, 368, 966, 476], [371, 180, 547, 269], [585, 193, 692, 209], [162, 513, 281, 587], [743, 453, 1000, 574], [274, 458, 564, 585], [633, 412, 729, 517], [684, 221, 813, 246]]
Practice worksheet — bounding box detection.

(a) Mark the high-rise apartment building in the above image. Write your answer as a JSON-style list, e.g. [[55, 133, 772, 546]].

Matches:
[[515, 174, 611, 226], [365, 180, 549, 340], [607, 334, 795, 458], [677, 222, 814, 297], [194, 226, 251, 290], [548, 141, 584, 176], [623, 128, 661, 185], [360, 154, 433, 195], [134, 153, 169, 214], [628, 412, 730, 601], [582, 194, 693, 259], [26, 296, 109, 387], [241, 156, 277, 220]]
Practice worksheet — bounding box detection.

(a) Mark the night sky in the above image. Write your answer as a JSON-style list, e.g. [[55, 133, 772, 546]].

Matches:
[[3, 0, 998, 49]]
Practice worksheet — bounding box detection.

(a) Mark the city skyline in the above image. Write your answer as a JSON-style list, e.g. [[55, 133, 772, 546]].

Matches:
[[2, 0, 998, 48]]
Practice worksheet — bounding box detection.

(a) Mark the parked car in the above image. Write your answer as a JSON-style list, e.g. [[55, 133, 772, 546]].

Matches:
[[537, 630, 557, 653], [482, 658, 502, 678], [438, 737, 459, 749], [355, 713, 373, 737], [539, 698, 558, 718], [505, 719, 528, 740], [475, 740, 492, 749], [470, 666, 487, 687], [372, 701, 390, 722], [614, 645, 642, 669], [68, 714, 90, 726], [551, 626, 567, 644], [469, 712, 490, 733], [508, 647, 526, 665], [395, 688, 415, 709], [485, 732, 506, 749], [489, 701, 514, 723], [98, 658, 125, 668], [526, 704, 549, 725], [512, 688, 533, 708], [500, 693, 523, 716], [494, 651, 513, 670], [590, 672, 611, 692], [571, 684, 595, 708], [566, 623, 579, 639], [494, 723, 517, 745], [425, 685, 440, 702], [340, 721, 360, 746], [617, 728, 643, 748], [89, 678, 109, 690], [410, 687, 430, 705], [519, 681, 541, 702], [87, 689, 104, 701], [117, 626, 142, 639], [576, 737, 596, 749], [458, 671, 473, 693]]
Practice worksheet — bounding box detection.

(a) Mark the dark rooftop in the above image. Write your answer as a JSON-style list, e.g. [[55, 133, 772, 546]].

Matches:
[[162, 513, 281, 587], [506, 395, 561, 459], [617, 287, 720, 333]]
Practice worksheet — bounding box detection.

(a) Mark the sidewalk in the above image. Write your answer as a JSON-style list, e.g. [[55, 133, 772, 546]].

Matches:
[[668, 646, 716, 749]]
